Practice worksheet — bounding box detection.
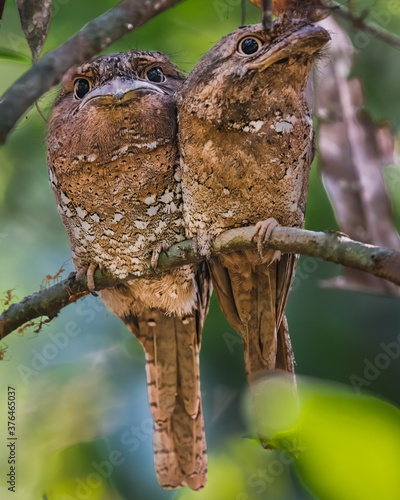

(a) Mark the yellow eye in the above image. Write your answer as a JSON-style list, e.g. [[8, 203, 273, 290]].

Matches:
[[74, 78, 92, 99], [238, 37, 263, 56]]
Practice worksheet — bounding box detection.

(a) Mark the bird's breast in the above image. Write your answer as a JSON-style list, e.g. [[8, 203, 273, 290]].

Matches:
[[49, 148, 185, 277], [181, 110, 315, 247]]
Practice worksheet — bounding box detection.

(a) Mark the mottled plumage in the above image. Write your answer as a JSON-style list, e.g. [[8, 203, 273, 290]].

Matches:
[[178, 20, 329, 391], [47, 50, 209, 490]]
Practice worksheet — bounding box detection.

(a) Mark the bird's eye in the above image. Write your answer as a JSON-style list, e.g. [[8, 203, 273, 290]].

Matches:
[[146, 67, 165, 83], [74, 78, 91, 99], [238, 37, 263, 56]]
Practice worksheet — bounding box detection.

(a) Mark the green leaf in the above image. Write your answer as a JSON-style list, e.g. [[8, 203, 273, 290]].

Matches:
[[0, 47, 30, 63], [296, 386, 400, 500], [250, 375, 400, 500]]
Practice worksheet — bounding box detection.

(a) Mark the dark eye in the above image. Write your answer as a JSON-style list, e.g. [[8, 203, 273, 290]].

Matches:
[[74, 78, 91, 99], [238, 37, 263, 56], [146, 67, 165, 83]]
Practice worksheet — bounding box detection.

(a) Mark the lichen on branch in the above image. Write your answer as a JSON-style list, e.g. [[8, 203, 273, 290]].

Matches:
[[1, 225, 399, 338]]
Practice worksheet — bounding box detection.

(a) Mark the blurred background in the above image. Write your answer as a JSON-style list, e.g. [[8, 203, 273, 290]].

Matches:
[[1, 0, 400, 499]]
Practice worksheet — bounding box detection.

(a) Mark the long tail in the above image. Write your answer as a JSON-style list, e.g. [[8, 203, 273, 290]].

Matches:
[[122, 308, 207, 490], [101, 264, 211, 490], [209, 251, 297, 381]]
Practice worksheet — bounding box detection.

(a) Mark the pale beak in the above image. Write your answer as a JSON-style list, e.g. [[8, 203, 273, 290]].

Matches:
[[248, 24, 330, 71], [78, 77, 164, 109]]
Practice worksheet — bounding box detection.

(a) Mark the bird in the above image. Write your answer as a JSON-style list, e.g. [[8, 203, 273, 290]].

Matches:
[[47, 50, 210, 490], [178, 17, 330, 400]]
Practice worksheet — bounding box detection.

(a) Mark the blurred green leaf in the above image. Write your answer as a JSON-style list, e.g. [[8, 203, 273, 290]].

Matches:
[[178, 455, 246, 500], [178, 438, 296, 500], [44, 439, 123, 500], [296, 385, 400, 500], [0, 46, 30, 63], [252, 375, 400, 500], [251, 372, 301, 453]]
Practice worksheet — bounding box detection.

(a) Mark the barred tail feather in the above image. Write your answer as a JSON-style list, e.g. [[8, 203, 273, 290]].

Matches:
[[209, 251, 297, 381], [123, 309, 207, 490]]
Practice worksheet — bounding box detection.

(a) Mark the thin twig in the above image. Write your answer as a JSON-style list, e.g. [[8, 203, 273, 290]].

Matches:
[[1, 225, 400, 338], [261, 0, 273, 31], [34, 101, 47, 124], [333, 6, 400, 50], [0, 0, 183, 144]]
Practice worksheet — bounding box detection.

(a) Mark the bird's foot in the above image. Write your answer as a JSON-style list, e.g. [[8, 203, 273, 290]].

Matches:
[[193, 232, 213, 258], [253, 218, 281, 264], [76, 262, 100, 293], [151, 244, 163, 271]]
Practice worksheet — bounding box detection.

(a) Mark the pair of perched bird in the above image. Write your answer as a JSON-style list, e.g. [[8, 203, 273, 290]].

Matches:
[[46, 10, 330, 492]]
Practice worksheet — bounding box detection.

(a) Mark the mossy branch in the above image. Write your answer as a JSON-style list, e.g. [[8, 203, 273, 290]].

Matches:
[[0, 0, 183, 144], [1, 225, 400, 338]]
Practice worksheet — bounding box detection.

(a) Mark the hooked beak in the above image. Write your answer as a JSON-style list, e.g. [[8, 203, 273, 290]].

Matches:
[[78, 77, 164, 109], [248, 23, 330, 71]]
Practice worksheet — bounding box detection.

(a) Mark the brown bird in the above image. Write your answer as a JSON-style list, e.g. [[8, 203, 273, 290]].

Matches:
[[47, 50, 209, 490], [250, 0, 331, 21], [178, 19, 329, 392]]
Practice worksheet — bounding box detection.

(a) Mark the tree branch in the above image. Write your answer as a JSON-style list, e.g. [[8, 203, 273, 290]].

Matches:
[[261, 0, 273, 31], [1, 225, 400, 339], [0, 0, 183, 144], [333, 6, 400, 50]]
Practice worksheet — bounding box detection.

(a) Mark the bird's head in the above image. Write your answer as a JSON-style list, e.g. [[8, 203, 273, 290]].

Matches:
[[48, 50, 184, 157], [178, 18, 330, 125]]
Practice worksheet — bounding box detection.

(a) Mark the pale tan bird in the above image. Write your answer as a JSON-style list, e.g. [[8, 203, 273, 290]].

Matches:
[[178, 18, 329, 390], [47, 50, 210, 490]]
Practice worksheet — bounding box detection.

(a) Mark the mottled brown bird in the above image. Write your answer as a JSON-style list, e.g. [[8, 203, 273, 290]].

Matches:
[[47, 50, 209, 490], [178, 19, 329, 388], [250, 0, 331, 21]]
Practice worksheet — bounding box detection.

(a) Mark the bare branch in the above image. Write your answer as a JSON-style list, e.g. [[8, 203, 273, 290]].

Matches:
[[1, 225, 400, 338], [247, 1, 400, 48], [0, 0, 183, 144], [333, 7, 400, 50], [261, 0, 273, 30]]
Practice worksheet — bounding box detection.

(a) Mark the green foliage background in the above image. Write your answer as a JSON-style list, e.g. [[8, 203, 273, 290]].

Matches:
[[1, 1, 400, 499]]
